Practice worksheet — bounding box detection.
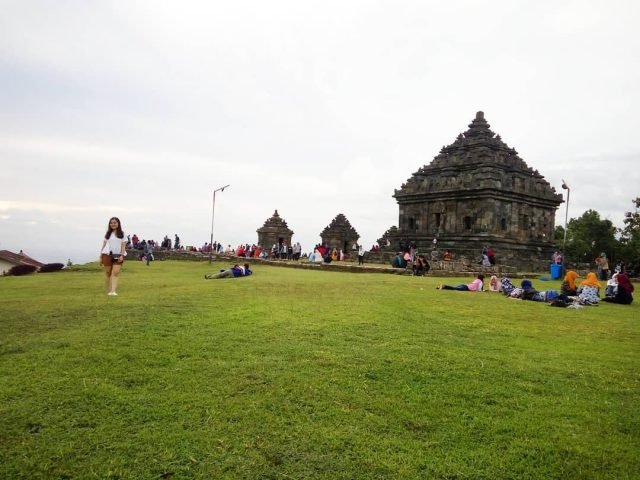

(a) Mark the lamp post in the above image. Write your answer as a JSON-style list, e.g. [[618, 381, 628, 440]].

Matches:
[[561, 179, 570, 274], [209, 184, 230, 264]]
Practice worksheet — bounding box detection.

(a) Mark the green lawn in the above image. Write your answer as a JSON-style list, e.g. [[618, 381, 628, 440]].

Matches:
[[1, 261, 638, 479]]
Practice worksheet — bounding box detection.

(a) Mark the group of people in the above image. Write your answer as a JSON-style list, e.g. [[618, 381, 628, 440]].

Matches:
[[391, 247, 457, 274], [159, 234, 180, 250], [558, 269, 634, 305], [437, 270, 634, 306], [129, 233, 182, 251], [205, 242, 305, 261], [127, 233, 193, 265], [201, 242, 225, 254], [479, 246, 496, 266], [102, 218, 634, 302], [309, 243, 369, 264]]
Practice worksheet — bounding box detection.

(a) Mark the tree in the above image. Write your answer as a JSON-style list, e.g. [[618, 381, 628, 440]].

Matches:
[[554, 225, 565, 244], [564, 210, 618, 266], [619, 197, 640, 274]]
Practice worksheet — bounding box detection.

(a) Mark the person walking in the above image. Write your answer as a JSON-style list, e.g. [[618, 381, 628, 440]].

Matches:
[[100, 217, 127, 296], [144, 240, 153, 266]]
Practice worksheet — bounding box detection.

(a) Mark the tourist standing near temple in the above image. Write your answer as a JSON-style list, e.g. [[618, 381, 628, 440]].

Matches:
[[144, 240, 153, 266], [358, 245, 365, 265], [293, 242, 301, 261], [100, 217, 127, 296], [487, 246, 496, 265], [596, 253, 610, 280]]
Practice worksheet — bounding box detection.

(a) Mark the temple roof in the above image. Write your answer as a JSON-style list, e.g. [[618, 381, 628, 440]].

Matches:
[[257, 209, 293, 233], [395, 111, 562, 205], [320, 213, 359, 238]]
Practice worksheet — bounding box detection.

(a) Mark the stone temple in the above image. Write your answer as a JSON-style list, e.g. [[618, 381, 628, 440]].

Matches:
[[380, 111, 563, 270], [320, 214, 359, 252], [257, 210, 293, 249]]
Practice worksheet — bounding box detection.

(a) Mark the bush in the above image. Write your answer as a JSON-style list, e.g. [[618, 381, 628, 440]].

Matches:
[[40, 263, 65, 273], [8, 264, 37, 276]]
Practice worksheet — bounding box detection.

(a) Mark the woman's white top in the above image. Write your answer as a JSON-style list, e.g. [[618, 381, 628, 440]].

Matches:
[[102, 232, 127, 255]]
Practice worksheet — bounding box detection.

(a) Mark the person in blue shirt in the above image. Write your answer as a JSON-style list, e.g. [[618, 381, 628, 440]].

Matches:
[[204, 263, 253, 279]]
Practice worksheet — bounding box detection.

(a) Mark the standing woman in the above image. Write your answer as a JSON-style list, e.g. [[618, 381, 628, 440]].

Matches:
[[100, 217, 127, 296]]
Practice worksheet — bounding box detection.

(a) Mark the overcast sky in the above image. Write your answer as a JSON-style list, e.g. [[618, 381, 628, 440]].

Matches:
[[1, 1, 639, 264]]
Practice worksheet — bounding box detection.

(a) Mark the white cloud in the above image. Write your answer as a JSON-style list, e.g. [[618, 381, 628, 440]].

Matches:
[[1, 0, 639, 264]]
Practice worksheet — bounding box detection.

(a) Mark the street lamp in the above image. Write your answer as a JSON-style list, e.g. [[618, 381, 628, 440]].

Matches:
[[209, 184, 230, 264], [561, 179, 570, 274]]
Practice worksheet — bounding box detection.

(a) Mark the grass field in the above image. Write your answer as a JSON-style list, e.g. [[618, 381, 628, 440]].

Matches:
[[1, 260, 638, 479]]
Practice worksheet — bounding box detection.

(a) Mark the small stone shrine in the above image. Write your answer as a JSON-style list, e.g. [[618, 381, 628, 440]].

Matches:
[[379, 111, 564, 270], [320, 214, 360, 252], [257, 210, 294, 249]]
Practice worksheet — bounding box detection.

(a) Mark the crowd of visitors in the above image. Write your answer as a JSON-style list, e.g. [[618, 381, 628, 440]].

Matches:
[[103, 217, 636, 306], [123, 229, 635, 302], [438, 269, 634, 306]]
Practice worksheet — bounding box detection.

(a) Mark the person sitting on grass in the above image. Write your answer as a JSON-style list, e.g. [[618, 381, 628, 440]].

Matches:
[[391, 252, 406, 269], [519, 279, 540, 300], [602, 273, 634, 304], [412, 255, 429, 276], [488, 275, 500, 292], [604, 273, 619, 297], [519, 279, 561, 302], [500, 277, 517, 296], [560, 270, 579, 296], [577, 272, 601, 304], [204, 263, 252, 279], [438, 274, 484, 291], [308, 248, 324, 263]]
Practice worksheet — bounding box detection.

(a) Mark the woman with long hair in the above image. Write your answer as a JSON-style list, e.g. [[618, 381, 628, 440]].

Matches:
[[100, 217, 127, 296]]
